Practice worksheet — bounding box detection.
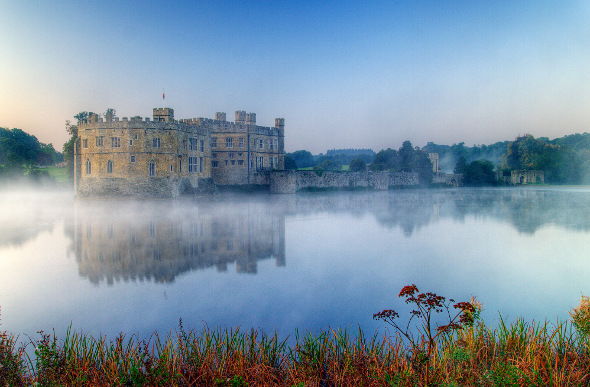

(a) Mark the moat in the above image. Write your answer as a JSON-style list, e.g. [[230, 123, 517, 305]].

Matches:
[[1, 187, 589, 341]]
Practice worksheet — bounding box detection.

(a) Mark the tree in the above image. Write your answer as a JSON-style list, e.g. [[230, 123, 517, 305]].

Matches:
[[411, 150, 434, 185], [463, 159, 496, 186], [63, 118, 80, 180], [349, 158, 367, 172], [0, 127, 41, 170], [288, 150, 314, 169], [370, 148, 397, 171], [284, 155, 297, 170], [398, 141, 414, 172], [454, 156, 467, 174]]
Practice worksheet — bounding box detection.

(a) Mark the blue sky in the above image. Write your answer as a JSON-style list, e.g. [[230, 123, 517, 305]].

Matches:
[[2, 0, 590, 153]]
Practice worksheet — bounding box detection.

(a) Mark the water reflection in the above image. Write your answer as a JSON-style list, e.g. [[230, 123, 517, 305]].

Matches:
[[72, 200, 285, 285]]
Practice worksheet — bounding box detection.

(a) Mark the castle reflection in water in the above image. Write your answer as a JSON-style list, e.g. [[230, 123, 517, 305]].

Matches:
[[73, 199, 285, 285], [64, 187, 590, 285]]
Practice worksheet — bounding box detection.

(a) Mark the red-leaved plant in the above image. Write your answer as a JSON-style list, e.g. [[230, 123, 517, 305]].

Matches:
[[373, 284, 476, 386]]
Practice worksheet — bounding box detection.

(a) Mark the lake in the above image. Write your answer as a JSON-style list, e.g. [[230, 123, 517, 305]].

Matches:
[[1, 187, 589, 342]]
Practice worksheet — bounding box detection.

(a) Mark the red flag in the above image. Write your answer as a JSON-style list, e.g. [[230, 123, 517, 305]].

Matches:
[[163, 91, 165, 100]]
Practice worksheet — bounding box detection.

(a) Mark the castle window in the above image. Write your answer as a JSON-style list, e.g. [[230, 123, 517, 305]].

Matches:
[[170, 164, 173, 172], [238, 153, 242, 157], [225, 160, 228, 165], [231, 160, 235, 165], [259, 139, 264, 149], [274, 139, 278, 150], [149, 161, 155, 176], [200, 157, 203, 172], [179, 159, 182, 172], [260, 157, 264, 168], [129, 139, 133, 146], [212, 153, 217, 158], [130, 155, 135, 163], [226, 138, 233, 148], [229, 153, 234, 159], [82, 139, 88, 148], [96, 136, 104, 147], [152, 138, 161, 148], [238, 160, 244, 166], [85, 159, 91, 175], [200, 140, 204, 153], [211, 138, 217, 148], [188, 156, 197, 173], [111, 137, 121, 148], [183, 140, 187, 150], [107, 160, 113, 174], [134, 134, 138, 140], [189, 138, 197, 151], [212, 161, 218, 168], [270, 157, 274, 169], [270, 139, 273, 150], [239, 137, 244, 148]]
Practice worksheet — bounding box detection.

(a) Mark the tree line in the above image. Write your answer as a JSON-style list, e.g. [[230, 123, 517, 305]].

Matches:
[[286, 132, 590, 186], [0, 127, 63, 179]]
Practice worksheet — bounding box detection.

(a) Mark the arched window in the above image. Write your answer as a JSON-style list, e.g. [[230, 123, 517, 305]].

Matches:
[[107, 160, 113, 174], [85, 159, 91, 175], [149, 161, 155, 177]]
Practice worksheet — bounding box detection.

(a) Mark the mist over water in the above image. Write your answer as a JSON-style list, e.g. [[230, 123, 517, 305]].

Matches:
[[1, 187, 589, 342]]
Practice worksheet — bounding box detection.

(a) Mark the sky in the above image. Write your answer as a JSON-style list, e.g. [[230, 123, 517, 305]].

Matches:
[[2, 0, 590, 154]]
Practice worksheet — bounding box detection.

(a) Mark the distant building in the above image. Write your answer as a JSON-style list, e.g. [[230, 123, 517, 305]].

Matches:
[[74, 108, 285, 197]]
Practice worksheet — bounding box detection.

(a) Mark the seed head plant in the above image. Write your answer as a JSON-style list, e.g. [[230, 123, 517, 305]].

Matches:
[[570, 295, 590, 338], [373, 284, 476, 386]]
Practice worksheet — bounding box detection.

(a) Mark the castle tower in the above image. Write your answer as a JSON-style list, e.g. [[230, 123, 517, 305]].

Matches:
[[153, 108, 174, 122], [215, 112, 226, 122], [246, 113, 256, 126], [235, 110, 246, 124]]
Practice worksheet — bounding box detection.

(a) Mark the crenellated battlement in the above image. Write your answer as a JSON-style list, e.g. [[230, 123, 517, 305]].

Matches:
[[74, 106, 285, 197]]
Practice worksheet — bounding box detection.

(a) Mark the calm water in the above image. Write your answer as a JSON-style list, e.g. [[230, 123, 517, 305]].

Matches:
[[1, 187, 590, 342]]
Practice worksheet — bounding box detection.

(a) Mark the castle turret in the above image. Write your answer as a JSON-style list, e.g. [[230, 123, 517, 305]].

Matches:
[[246, 113, 256, 126], [235, 110, 246, 124], [215, 112, 226, 122], [153, 108, 174, 122]]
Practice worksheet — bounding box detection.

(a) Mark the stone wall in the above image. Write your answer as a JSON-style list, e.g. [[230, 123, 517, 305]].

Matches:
[[511, 170, 544, 185], [432, 172, 463, 186], [270, 171, 418, 193]]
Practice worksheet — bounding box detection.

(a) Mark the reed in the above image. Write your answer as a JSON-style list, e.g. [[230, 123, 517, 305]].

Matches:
[[1, 296, 590, 386]]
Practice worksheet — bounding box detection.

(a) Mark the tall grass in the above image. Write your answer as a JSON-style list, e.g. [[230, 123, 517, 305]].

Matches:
[[1, 321, 590, 386]]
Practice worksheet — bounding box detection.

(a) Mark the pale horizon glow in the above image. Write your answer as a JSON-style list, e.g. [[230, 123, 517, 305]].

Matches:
[[2, 1, 590, 154]]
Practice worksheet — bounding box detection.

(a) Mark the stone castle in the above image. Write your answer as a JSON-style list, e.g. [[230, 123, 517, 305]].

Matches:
[[74, 107, 285, 197]]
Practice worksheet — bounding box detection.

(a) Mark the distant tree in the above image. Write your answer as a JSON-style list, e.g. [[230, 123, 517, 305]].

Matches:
[[370, 148, 397, 171], [284, 155, 297, 170], [104, 108, 116, 120], [0, 127, 41, 170], [313, 158, 342, 171], [398, 141, 415, 172], [454, 156, 467, 174], [349, 158, 366, 172], [463, 159, 497, 186], [63, 117, 80, 180], [411, 150, 434, 185], [288, 150, 314, 168]]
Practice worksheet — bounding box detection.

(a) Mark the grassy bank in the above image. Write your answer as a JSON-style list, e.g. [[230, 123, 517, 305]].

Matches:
[[1, 320, 590, 386]]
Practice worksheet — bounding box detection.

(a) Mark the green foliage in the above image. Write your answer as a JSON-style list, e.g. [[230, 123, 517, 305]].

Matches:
[[313, 158, 342, 171], [287, 150, 314, 169], [284, 155, 297, 170], [348, 158, 366, 172], [506, 134, 582, 184], [370, 148, 397, 171], [463, 159, 497, 186], [370, 142, 433, 184], [570, 295, 590, 337], [454, 156, 467, 174]]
